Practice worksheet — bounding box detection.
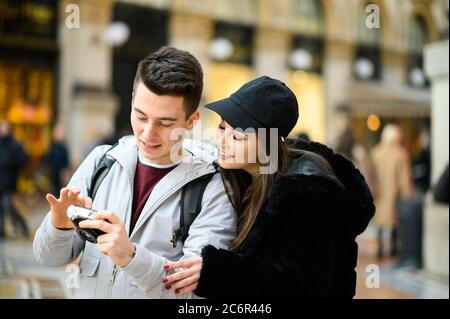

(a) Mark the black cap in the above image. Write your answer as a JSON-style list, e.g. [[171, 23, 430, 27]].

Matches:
[[204, 76, 299, 137]]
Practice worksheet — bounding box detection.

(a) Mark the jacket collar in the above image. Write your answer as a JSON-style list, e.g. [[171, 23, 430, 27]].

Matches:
[[106, 136, 216, 181], [287, 152, 345, 189], [107, 136, 138, 186]]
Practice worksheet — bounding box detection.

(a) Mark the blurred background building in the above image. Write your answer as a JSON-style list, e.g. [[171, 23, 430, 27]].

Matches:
[[0, 0, 448, 299]]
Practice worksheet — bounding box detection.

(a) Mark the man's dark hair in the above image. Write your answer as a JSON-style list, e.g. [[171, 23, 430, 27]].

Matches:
[[133, 46, 203, 117]]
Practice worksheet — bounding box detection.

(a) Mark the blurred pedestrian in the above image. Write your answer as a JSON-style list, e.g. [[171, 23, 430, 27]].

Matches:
[[336, 129, 376, 195], [47, 124, 69, 196], [0, 120, 29, 239], [371, 124, 413, 258], [391, 126, 431, 268], [412, 127, 431, 193], [434, 164, 449, 204]]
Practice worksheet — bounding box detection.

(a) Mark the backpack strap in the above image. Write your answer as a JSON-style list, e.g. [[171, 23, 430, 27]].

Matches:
[[88, 143, 118, 200], [171, 167, 218, 248]]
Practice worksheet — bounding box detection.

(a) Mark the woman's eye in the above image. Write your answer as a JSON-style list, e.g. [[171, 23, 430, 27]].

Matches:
[[159, 123, 172, 128]]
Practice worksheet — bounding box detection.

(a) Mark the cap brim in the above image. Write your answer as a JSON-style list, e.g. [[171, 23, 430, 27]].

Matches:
[[204, 97, 263, 132]]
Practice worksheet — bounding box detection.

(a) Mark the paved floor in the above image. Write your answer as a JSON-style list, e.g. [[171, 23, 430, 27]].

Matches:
[[0, 194, 68, 298], [0, 240, 67, 298], [355, 255, 449, 299], [0, 194, 448, 299], [355, 224, 449, 299]]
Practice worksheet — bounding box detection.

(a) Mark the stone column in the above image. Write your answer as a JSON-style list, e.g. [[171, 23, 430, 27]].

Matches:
[[169, 11, 212, 73], [323, 39, 355, 145], [423, 39, 449, 278], [58, 0, 118, 166], [255, 0, 289, 81], [169, 6, 214, 140], [425, 40, 449, 183], [254, 27, 290, 81]]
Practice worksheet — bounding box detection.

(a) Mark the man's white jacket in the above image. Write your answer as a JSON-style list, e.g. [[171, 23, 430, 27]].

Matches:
[[33, 136, 237, 298]]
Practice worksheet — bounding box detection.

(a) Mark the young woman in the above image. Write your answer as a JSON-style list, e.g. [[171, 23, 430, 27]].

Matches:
[[163, 76, 375, 299]]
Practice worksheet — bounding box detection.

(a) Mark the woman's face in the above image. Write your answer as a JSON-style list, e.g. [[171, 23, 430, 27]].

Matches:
[[216, 119, 261, 173]]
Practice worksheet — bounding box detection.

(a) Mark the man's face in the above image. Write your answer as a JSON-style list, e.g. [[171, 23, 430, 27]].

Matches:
[[131, 82, 199, 164]]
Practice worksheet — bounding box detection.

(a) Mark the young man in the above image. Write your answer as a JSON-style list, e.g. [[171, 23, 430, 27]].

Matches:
[[33, 47, 237, 298]]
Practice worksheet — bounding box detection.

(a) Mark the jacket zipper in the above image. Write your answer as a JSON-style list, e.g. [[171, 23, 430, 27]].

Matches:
[[106, 182, 131, 299], [106, 265, 118, 298]]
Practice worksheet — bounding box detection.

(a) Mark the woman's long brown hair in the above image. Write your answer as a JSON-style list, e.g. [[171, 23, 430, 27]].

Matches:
[[220, 132, 291, 251]]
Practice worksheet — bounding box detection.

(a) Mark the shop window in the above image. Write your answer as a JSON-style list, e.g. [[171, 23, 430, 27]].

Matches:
[[209, 21, 254, 66], [0, 0, 57, 39], [289, 35, 324, 74], [354, 45, 382, 81], [354, 2, 382, 81], [408, 15, 429, 88]]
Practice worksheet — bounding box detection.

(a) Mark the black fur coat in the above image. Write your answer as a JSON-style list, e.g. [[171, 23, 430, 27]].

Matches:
[[194, 139, 375, 299]]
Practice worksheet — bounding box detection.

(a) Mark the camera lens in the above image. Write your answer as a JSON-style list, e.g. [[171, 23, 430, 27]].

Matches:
[[78, 229, 97, 243]]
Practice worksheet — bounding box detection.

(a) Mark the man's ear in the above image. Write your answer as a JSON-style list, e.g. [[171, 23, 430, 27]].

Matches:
[[186, 110, 200, 130]]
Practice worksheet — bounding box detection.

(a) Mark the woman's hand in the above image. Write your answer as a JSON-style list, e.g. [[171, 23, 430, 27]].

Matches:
[[162, 257, 203, 295]]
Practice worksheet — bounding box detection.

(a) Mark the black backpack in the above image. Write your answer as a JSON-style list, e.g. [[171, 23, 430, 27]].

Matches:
[[88, 144, 217, 248]]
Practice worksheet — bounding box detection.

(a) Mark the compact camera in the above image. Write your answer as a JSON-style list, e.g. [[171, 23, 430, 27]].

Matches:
[[67, 205, 105, 243]]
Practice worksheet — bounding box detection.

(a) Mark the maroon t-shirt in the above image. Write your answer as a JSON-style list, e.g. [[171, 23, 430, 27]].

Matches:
[[129, 160, 176, 233]]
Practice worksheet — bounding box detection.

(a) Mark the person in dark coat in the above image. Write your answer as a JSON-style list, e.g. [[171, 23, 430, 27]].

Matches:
[[434, 164, 449, 204], [47, 125, 69, 195], [0, 120, 29, 239], [162, 76, 375, 299], [412, 127, 431, 193]]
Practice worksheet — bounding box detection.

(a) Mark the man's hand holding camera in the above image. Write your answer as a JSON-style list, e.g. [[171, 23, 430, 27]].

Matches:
[[79, 211, 135, 268], [47, 187, 92, 229]]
